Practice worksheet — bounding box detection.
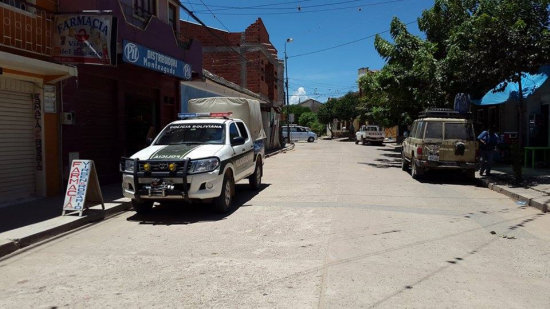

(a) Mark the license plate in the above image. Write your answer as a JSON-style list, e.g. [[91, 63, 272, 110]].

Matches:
[[428, 155, 439, 161]]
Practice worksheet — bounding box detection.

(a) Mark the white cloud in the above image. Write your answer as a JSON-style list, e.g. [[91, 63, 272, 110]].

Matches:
[[290, 87, 309, 104]]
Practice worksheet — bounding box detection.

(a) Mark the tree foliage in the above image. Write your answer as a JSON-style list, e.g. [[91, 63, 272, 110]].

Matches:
[[283, 105, 311, 124], [358, 0, 550, 128]]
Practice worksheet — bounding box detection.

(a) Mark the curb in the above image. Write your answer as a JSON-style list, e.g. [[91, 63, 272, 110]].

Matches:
[[0, 201, 130, 258], [477, 178, 548, 213], [265, 144, 295, 158]]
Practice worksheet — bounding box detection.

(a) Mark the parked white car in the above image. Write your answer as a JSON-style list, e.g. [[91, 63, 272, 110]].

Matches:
[[355, 125, 385, 145], [282, 125, 317, 143]]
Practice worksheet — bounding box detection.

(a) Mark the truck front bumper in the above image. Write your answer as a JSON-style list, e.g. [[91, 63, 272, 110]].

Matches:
[[122, 170, 223, 200]]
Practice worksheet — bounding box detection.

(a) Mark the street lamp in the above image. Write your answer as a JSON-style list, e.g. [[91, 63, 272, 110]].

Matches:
[[284, 37, 293, 145]]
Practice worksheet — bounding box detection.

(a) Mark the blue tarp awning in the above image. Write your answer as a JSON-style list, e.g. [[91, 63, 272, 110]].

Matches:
[[472, 65, 550, 106]]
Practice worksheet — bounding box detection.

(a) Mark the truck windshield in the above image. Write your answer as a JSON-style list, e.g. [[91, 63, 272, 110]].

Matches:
[[154, 123, 225, 145]]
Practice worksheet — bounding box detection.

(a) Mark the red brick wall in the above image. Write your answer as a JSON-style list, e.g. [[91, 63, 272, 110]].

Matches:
[[180, 18, 280, 103]]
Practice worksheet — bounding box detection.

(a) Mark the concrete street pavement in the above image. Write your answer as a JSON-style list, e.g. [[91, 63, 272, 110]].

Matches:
[[0, 139, 549, 308]]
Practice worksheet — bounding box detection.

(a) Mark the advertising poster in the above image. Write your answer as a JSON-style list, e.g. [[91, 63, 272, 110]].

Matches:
[[63, 160, 104, 216], [53, 15, 116, 65]]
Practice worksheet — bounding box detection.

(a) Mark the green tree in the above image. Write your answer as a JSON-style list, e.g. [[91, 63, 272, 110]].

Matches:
[[317, 99, 337, 138], [333, 92, 361, 137], [370, 18, 445, 122], [298, 112, 317, 127], [283, 105, 311, 124]]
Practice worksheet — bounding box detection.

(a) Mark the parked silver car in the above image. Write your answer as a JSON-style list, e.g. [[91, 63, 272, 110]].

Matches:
[[282, 125, 317, 142]]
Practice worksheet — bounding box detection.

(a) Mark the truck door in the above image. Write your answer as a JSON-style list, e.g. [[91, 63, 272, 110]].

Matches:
[[230, 122, 254, 180]]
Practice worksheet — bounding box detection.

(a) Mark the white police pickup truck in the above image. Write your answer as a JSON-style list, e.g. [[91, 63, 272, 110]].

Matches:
[[121, 103, 265, 213]]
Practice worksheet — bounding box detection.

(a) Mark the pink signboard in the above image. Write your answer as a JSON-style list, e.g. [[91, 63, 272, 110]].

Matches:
[[53, 15, 116, 65]]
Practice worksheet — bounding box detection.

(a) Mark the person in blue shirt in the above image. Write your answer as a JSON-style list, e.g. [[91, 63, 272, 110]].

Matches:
[[477, 126, 500, 176]]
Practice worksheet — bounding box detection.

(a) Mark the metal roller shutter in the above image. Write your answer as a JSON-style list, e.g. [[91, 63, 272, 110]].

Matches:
[[0, 78, 36, 204]]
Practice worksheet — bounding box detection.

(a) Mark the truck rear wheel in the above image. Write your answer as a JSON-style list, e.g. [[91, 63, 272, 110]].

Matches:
[[411, 160, 423, 180], [214, 172, 234, 213], [401, 152, 409, 171], [132, 199, 153, 214], [249, 160, 262, 190]]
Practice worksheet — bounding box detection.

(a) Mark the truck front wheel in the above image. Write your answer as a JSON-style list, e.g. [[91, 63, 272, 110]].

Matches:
[[249, 161, 262, 190], [214, 172, 235, 213]]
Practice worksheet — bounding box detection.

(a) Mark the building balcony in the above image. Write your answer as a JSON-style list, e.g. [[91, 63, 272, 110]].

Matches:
[[0, 0, 53, 56]]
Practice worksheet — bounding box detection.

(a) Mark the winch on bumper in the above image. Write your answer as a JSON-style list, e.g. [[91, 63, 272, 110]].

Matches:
[[120, 158, 224, 200]]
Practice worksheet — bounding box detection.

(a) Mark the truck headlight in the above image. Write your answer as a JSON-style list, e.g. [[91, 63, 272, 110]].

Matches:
[[189, 158, 220, 174], [121, 158, 136, 173]]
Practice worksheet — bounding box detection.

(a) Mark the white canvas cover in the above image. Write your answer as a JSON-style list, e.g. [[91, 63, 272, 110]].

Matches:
[[188, 97, 266, 141]]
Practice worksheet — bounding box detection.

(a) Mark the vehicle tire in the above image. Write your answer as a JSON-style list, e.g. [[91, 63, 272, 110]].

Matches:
[[401, 152, 409, 171], [132, 198, 153, 214], [355, 139, 359, 144], [307, 137, 314, 143], [411, 160, 422, 180], [465, 169, 476, 180], [249, 160, 262, 190], [214, 172, 234, 213]]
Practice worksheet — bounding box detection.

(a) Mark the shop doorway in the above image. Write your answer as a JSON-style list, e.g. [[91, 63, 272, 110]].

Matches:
[[125, 94, 159, 156]]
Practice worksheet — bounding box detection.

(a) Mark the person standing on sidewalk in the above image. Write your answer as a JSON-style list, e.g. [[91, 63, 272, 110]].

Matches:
[[478, 126, 500, 176]]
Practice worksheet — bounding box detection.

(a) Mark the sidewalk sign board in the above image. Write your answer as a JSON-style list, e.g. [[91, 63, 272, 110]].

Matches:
[[62, 160, 104, 216]]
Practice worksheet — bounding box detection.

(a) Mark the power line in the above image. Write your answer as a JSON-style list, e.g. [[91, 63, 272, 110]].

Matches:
[[289, 20, 416, 58], [189, 0, 405, 12], [197, 0, 231, 32], [191, 0, 408, 15], [177, 1, 249, 64]]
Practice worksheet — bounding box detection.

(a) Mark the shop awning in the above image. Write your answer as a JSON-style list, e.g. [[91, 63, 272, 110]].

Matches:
[[472, 65, 550, 106], [0, 51, 77, 83]]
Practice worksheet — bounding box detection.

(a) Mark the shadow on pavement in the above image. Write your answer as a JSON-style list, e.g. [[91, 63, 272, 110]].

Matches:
[[126, 184, 270, 225], [378, 145, 402, 152], [412, 170, 478, 185]]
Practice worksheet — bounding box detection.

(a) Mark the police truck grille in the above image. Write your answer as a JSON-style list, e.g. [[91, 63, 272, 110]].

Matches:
[[138, 162, 190, 172]]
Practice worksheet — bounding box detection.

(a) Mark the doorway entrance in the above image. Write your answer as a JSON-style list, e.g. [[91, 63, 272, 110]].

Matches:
[[125, 94, 159, 156]]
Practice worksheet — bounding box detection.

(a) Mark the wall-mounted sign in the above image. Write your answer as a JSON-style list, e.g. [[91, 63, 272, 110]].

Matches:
[[53, 15, 117, 65], [63, 160, 104, 216], [122, 40, 192, 80], [33, 94, 42, 171], [43, 85, 56, 113]]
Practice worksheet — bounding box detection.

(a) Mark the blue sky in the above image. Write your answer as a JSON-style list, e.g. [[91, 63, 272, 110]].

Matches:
[[180, 0, 435, 104]]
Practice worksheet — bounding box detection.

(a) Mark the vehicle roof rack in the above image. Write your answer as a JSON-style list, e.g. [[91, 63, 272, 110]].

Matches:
[[418, 108, 471, 119]]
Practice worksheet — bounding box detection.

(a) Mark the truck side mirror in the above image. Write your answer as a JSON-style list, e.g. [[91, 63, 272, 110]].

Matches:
[[231, 136, 245, 146]]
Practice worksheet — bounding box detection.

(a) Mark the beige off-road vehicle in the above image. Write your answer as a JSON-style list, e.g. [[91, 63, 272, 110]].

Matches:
[[401, 109, 478, 179]]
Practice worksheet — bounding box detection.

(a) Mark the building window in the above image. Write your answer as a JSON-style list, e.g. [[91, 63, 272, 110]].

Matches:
[[134, 0, 156, 18], [168, 3, 177, 31], [0, 0, 36, 14]]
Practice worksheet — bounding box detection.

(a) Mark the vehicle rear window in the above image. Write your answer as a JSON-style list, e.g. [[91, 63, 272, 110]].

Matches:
[[444, 123, 474, 140], [414, 121, 425, 138], [424, 122, 443, 139]]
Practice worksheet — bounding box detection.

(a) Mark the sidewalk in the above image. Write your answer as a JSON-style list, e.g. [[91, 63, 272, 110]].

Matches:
[[384, 142, 550, 212], [0, 145, 294, 258], [478, 164, 550, 212], [0, 183, 131, 258]]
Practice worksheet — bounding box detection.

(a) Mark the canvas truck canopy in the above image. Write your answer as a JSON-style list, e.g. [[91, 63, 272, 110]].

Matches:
[[188, 97, 266, 141]]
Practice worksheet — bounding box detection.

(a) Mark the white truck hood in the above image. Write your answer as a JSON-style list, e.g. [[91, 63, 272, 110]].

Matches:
[[130, 144, 224, 161]]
